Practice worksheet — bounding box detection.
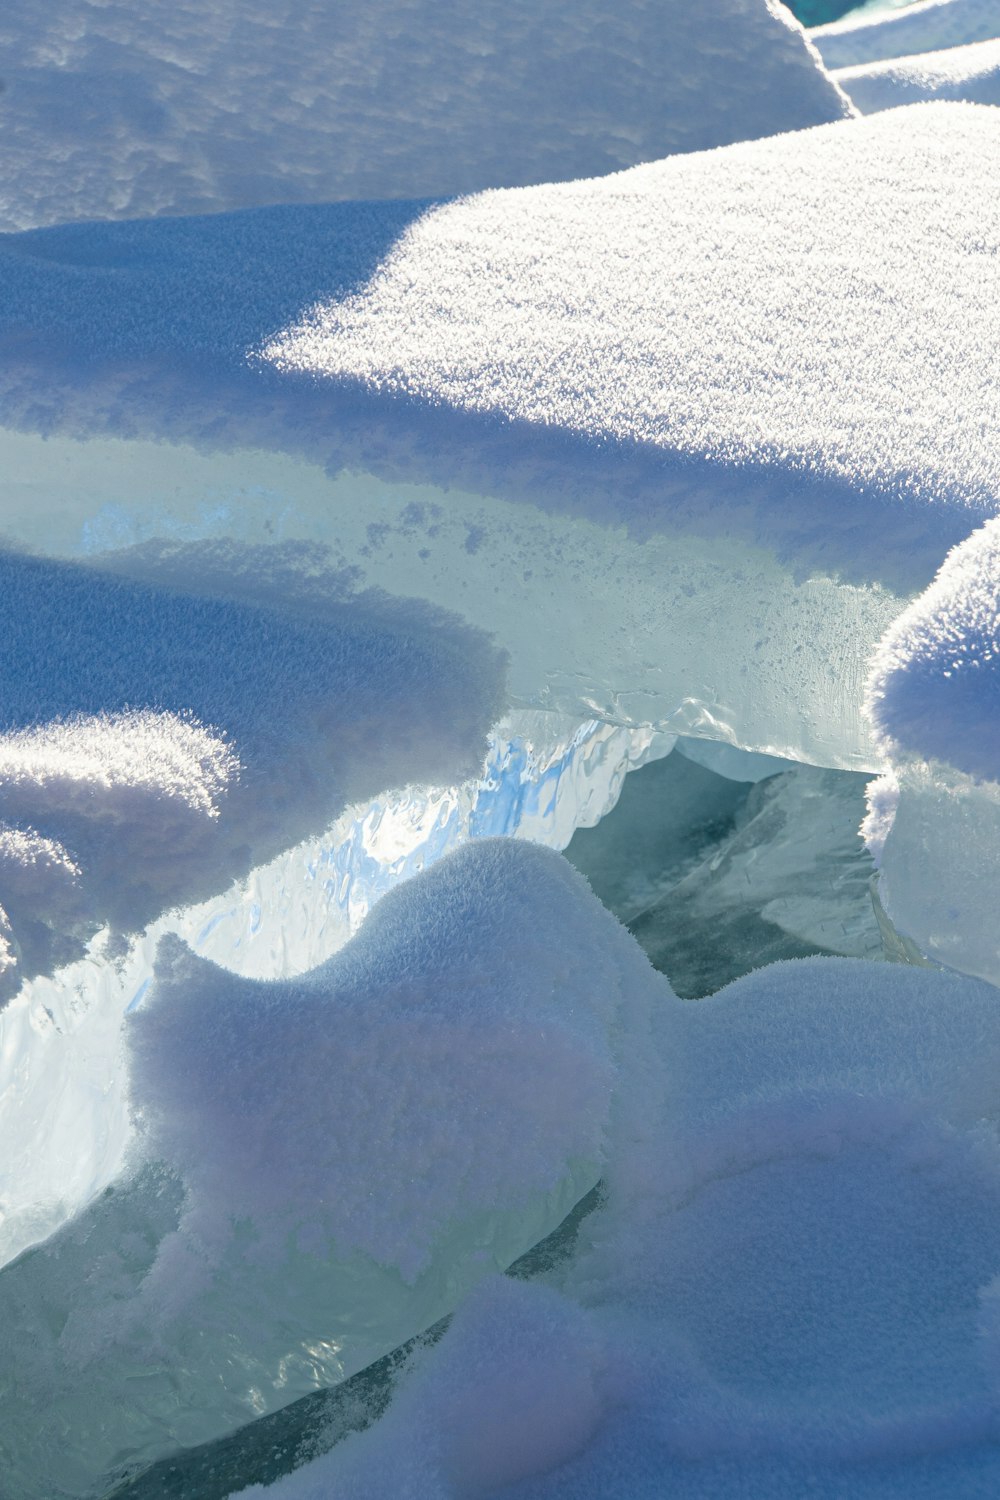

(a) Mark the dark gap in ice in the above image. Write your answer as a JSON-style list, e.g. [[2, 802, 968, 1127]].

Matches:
[[565, 744, 887, 998], [99, 1186, 603, 1500]]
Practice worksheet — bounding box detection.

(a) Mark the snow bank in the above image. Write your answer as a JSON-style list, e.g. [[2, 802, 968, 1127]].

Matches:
[[0, 541, 504, 991], [835, 36, 1000, 111], [812, 0, 1000, 68], [244, 958, 1000, 1499], [0, 0, 846, 232], [264, 105, 1000, 586], [0, 840, 658, 1499]]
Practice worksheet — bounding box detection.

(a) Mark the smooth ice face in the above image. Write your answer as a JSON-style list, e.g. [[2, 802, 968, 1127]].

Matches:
[[0, 840, 660, 1500], [241, 958, 1000, 1499], [0, 0, 847, 231]]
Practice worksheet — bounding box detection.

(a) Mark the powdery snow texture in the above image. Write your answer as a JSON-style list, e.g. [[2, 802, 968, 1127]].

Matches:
[[0, 0, 847, 232], [0, 542, 504, 994]]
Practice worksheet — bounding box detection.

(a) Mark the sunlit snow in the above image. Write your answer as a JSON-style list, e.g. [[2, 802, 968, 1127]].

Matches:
[[2, 0, 1000, 1497]]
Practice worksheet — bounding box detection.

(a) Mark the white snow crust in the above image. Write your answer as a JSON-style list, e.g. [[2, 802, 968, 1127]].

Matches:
[[812, 0, 1000, 68], [236, 957, 1000, 1499], [835, 36, 1000, 111], [0, 0, 847, 233]]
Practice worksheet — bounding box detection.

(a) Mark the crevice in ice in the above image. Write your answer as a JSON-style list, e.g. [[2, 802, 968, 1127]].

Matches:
[[565, 740, 902, 997]]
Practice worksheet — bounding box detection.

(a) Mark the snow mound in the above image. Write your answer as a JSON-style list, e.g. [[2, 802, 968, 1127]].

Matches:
[[835, 36, 1000, 111], [0, 0, 847, 232], [812, 0, 1000, 68], [264, 104, 1000, 580], [0, 543, 505, 987], [0, 840, 659, 1498], [238, 957, 1000, 1499], [867, 517, 1000, 783]]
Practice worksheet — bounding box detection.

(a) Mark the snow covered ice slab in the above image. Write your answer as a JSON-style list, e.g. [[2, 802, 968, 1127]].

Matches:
[[834, 36, 1000, 111], [811, 0, 1000, 68], [8, 106, 1000, 771], [248, 957, 1000, 1500], [0, 839, 658, 1500], [0, 0, 847, 231]]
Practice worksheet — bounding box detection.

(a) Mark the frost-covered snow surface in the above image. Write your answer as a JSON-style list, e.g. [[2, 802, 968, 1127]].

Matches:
[[5, 2, 1000, 1498], [834, 36, 1000, 111], [0, 0, 847, 231]]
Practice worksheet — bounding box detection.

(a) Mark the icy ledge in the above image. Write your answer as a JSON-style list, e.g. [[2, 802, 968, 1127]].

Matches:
[[0, 711, 667, 1270]]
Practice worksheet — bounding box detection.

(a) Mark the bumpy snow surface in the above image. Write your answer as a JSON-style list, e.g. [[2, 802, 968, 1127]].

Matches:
[[0, 542, 505, 991], [834, 36, 1000, 110], [0, 840, 655, 1499], [0, 0, 847, 231]]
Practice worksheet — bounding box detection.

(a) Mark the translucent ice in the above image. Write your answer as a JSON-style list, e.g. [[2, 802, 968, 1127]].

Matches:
[[568, 750, 885, 996]]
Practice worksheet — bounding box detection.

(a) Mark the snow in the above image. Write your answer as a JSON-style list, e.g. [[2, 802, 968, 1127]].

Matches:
[[812, 0, 1000, 68], [8, 105, 1000, 775], [265, 105, 1000, 586], [0, 839, 659, 1499], [0, 542, 505, 988], [867, 517, 1000, 783], [834, 37, 1000, 111], [0, 0, 847, 232], [0, 713, 660, 1272], [233, 957, 1000, 1499], [3, 5, 1000, 1498]]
